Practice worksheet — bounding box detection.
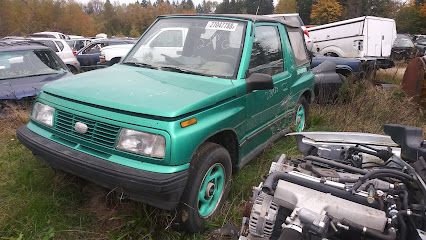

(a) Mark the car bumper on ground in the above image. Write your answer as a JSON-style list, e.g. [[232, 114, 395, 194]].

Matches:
[[16, 125, 189, 210]]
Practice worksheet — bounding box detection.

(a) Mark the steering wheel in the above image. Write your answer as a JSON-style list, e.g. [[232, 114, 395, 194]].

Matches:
[[161, 54, 181, 65]]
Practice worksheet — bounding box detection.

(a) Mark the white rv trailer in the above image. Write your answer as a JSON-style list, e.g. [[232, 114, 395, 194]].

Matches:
[[308, 16, 397, 60]]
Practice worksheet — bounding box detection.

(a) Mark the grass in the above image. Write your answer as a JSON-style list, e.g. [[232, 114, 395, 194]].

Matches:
[[375, 66, 406, 85], [0, 78, 425, 239]]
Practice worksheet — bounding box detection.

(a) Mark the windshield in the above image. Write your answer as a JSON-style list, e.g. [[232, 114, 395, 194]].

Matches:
[[0, 49, 67, 80], [394, 35, 414, 48], [123, 17, 246, 78], [416, 37, 426, 45]]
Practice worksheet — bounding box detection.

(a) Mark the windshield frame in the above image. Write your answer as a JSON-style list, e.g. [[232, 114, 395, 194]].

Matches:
[[0, 49, 68, 80], [122, 16, 248, 80]]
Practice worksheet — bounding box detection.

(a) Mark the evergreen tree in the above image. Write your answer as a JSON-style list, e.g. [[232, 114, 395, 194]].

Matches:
[[180, 0, 186, 9], [196, 3, 203, 13], [186, 0, 194, 9], [297, 0, 313, 24], [140, 0, 149, 7], [245, 0, 273, 14], [198, 0, 218, 13], [245, 0, 257, 14], [103, 0, 117, 34], [215, 0, 231, 13], [229, 0, 237, 13]]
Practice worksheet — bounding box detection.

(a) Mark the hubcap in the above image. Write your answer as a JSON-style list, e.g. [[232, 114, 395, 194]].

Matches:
[[295, 104, 306, 132], [198, 163, 225, 218]]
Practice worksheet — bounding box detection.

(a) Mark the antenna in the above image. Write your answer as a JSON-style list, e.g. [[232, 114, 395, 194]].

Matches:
[[255, 6, 259, 15]]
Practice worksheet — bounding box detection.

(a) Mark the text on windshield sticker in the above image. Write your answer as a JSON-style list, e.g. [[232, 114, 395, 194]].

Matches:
[[205, 21, 238, 31]]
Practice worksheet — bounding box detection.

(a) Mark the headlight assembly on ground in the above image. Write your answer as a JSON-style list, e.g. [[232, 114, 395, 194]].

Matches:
[[31, 102, 55, 127], [116, 128, 166, 158]]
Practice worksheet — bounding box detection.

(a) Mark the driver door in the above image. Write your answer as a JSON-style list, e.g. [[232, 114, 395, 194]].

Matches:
[[77, 43, 105, 69], [243, 23, 292, 150]]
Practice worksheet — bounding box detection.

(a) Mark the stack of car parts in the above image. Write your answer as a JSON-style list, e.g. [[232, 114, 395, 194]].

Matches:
[[401, 56, 426, 108]]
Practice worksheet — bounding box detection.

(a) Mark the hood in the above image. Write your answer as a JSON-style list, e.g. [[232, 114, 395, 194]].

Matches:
[[42, 64, 236, 118], [101, 44, 134, 51]]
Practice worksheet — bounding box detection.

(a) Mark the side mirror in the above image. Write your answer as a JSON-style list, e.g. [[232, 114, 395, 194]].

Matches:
[[246, 73, 274, 93]]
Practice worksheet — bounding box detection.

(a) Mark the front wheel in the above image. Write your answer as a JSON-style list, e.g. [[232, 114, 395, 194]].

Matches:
[[295, 96, 309, 132], [179, 142, 232, 233]]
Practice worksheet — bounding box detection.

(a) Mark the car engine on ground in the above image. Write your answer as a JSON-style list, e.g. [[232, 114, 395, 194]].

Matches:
[[239, 124, 426, 240]]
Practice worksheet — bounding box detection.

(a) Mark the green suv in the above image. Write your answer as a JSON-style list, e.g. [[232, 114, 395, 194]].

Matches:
[[17, 14, 314, 232]]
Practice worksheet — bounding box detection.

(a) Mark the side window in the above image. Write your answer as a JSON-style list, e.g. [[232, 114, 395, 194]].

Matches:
[[150, 30, 183, 47], [39, 40, 59, 52], [82, 43, 102, 54], [249, 26, 284, 76], [287, 28, 310, 66], [34, 50, 63, 70], [55, 41, 64, 51]]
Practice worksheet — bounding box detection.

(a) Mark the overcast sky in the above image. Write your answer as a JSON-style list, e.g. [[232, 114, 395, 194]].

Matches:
[[77, 0, 222, 7], [77, 0, 280, 8]]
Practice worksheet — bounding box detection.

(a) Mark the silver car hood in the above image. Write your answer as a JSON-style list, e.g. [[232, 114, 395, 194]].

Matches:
[[287, 131, 399, 147]]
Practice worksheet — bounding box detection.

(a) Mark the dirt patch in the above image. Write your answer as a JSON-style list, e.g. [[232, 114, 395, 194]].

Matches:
[[0, 102, 30, 135]]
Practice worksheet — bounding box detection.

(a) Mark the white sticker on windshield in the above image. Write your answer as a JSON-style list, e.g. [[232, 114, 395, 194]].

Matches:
[[205, 21, 238, 31]]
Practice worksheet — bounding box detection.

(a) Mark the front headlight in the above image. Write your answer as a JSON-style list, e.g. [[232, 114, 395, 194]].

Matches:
[[116, 128, 166, 159], [31, 102, 55, 127]]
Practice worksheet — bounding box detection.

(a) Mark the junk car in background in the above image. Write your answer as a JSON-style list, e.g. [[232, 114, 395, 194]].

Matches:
[[0, 40, 71, 100]]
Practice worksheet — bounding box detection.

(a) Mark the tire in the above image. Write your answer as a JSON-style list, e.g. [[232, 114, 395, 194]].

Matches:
[[109, 57, 121, 66], [179, 142, 232, 233], [67, 65, 78, 74], [324, 52, 339, 57], [294, 96, 309, 132]]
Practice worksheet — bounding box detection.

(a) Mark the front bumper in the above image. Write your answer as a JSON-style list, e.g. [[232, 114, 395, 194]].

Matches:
[[16, 126, 188, 210]]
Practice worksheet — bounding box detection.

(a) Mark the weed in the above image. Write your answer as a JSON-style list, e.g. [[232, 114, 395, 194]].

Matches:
[[0, 82, 425, 239]]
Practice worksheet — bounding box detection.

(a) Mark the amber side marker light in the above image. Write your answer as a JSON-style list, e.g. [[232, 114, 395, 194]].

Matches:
[[180, 118, 197, 128]]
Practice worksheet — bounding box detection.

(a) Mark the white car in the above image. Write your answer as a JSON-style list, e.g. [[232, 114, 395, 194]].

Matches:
[[131, 27, 188, 63], [30, 38, 80, 73], [99, 28, 189, 67], [99, 44, 134, 66], [29, 31, 70, 40]]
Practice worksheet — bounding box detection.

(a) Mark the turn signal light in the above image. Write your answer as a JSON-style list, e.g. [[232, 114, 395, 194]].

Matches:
[[180, 118, 197, 128]]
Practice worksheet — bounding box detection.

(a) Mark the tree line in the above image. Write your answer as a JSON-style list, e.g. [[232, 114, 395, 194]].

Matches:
[[0, 0, 424, 38], [276, 0, 425, 34]]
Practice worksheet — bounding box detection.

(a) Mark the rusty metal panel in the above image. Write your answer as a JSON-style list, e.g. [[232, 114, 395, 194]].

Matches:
[[401, 56, 426, 107]]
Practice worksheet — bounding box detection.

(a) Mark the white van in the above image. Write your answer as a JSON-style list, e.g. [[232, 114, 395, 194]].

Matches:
[[308, 16, 397, 59]]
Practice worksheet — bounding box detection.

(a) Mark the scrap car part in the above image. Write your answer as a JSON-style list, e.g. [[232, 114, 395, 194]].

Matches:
[[401, 56, 426, 108], [239, 125, 426, 240], [248, 192, 279, 238]]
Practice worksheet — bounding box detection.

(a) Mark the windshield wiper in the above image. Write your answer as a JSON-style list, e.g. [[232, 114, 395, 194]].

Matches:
[[159, 66, 210, 77], [122, 62, 159, 69]]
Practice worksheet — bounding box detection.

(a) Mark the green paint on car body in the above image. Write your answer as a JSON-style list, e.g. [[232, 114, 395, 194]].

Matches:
[[24, 15, 314, 176], [296, 104, 306, 132]]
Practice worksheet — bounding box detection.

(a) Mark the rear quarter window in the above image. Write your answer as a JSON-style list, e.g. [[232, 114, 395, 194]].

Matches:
[[286, 28, 310, 66], [55, 41, 64, 51], [38, 40, 59, 52]]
